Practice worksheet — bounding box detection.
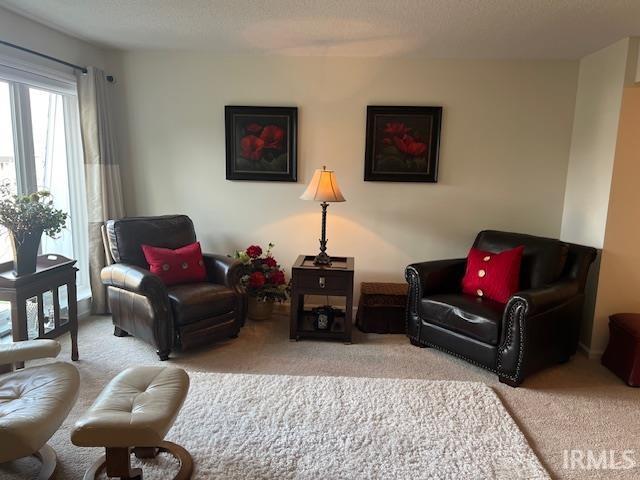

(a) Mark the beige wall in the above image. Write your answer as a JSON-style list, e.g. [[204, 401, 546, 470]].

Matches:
[[115, 52, 577, 295], [560, 39, 632, 249], [559, 38, 639, 353], [592, 85, 640, 353]]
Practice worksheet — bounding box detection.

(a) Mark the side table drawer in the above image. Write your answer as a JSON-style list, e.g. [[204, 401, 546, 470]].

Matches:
[[296, 272, 349, 293]]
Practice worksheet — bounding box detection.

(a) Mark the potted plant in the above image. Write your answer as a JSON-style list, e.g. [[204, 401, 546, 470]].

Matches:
[[233, 243, 289, 320], [0, 185, 68, 276]]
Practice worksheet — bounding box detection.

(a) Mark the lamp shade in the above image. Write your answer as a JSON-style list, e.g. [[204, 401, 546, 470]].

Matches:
[[300, 167, 346, 202]]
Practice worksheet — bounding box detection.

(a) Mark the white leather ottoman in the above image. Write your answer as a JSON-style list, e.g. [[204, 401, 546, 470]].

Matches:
[[71, 366, 191, 480]]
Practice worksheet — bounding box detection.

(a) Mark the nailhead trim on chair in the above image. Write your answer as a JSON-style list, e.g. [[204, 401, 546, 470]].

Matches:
[[405, 267, 423, 339], [496, 298, 527, 382]]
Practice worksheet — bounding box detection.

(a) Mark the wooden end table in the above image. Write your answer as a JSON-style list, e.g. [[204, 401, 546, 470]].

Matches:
[[289, 255, 354, 343], [0, 254, 79, 366]]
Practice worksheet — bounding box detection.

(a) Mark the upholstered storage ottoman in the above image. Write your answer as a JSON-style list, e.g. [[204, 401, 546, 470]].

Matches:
[[601, 313, 640, 387], [356, 282, 408, 334]]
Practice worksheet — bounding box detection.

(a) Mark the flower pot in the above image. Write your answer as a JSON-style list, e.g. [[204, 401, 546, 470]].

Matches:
[[248, 296, 275, 321], [9, 229, 43, 276]]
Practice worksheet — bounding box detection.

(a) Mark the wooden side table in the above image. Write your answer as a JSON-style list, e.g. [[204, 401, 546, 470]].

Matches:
[[0, 255, 79, 365], [289, 255, 354, 343]]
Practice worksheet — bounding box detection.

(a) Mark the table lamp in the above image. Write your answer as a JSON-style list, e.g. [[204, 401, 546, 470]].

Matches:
[[300, 166, 346, 265]]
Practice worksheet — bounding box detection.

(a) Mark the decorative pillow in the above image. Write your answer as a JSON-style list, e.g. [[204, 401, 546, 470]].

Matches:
[[141, 242, 206, 286], [461, 245, 524, 304]]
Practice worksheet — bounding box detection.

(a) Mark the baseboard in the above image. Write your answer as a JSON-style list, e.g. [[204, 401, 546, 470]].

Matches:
[[578, 341, 604, 360]]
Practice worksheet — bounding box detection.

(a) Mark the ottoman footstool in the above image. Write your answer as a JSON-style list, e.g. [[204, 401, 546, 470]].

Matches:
[[602, 313, 640, 387], [71, 366, 192, 479], [356, 282, 408, 334]]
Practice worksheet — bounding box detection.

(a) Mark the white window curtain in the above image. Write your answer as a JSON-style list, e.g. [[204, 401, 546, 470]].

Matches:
[[76, 67, 125, 314]]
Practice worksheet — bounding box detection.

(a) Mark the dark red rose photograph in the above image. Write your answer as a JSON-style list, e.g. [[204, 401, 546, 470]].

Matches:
[[364, 106, 442, 182], [225, 106, 297, 181]]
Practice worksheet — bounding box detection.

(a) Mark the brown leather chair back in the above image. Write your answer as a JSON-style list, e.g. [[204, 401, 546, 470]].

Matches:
[[105, 215, 196, 268], [101, 224, 114, 266], [561, 242, 598, 292], [473, 230, 569, 290]]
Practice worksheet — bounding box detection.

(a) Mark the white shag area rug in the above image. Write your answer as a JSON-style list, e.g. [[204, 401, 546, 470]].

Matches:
[[107, 372, 549, 480]]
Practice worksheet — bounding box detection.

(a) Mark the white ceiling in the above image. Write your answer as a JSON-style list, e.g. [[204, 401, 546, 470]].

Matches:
[[1, 0, 639, 58]]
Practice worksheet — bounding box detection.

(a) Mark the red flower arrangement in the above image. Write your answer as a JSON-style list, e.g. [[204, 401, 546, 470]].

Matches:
[[233, 243, 289, 302], [239, 123, 285, 162], [248, 271, 266, 288]]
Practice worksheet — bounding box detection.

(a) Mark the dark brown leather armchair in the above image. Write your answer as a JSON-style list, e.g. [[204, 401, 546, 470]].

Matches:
[[406, 230, 597, 386], [101, 215, 246, 360]]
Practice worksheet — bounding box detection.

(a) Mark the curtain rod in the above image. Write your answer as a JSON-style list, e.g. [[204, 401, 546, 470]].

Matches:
[[0, 39, 114, 82]]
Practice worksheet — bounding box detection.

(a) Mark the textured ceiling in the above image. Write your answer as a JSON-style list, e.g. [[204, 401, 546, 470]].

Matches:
[[1, 0, 639, 58]]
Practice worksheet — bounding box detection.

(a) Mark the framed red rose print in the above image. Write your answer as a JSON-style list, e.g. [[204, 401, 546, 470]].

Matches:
[[225, 106, 297, 182], [364, 106, 442, 182]]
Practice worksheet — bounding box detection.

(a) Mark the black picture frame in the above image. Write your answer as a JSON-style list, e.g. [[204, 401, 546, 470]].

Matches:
[[225, 106, 298, 182], [364, 106, 442, 182]]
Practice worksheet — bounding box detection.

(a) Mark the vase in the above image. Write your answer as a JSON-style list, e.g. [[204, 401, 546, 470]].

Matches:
[[9, 229, 43, 276], [247, 296, 275, 321]]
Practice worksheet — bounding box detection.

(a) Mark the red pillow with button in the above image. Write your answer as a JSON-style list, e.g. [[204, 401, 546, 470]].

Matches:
[[461, 245, 524, 304], [141, 242, 207, 286]]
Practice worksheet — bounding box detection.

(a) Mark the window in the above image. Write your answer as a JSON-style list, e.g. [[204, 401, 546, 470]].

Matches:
[[0, 57, 89, 338]]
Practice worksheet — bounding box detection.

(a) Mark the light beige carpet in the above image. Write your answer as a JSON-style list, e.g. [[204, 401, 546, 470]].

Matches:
[[51, 373, 552, 479], [1, 313, 639, 479]]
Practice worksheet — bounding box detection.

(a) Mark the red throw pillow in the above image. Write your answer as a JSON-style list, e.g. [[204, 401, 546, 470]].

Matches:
[[461, 246, 524, 304], [141, 242, 206, 286]]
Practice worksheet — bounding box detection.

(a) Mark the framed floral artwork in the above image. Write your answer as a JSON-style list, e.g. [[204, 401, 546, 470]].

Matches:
[[225, 106, 297, 182], [364, 106, 442, 182]]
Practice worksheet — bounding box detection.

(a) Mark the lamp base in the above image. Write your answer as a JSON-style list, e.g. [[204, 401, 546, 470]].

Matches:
[[313, 251, 331, 266]]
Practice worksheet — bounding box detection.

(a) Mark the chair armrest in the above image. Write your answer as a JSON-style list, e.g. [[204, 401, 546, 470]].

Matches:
[[405, 258, 467, 297], [497, 280, 582, 384], [0, 339, 60, 365], [510, 280, 580, 317], [101, 263, 168, 297], [202, 254, 244, 291]]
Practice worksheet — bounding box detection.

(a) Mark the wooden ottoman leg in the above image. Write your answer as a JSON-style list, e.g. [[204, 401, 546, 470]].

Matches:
[[84, 443, 192, 480], [81, 448, 143, 480], [106, 448, 142, 479]]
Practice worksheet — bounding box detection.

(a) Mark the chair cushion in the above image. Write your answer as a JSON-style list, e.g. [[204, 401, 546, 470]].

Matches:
[[474, 230, 568, 289], [71, 366, 189, 448], [106, 215, 196, 268], [420, 293, 505, 345], [168, 282, 237, 325], [0, 362, 79, 463]]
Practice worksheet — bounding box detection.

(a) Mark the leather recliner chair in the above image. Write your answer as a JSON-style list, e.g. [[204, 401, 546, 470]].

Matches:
[[101, 215, 246, 360], [406, 230, 597, 386]]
